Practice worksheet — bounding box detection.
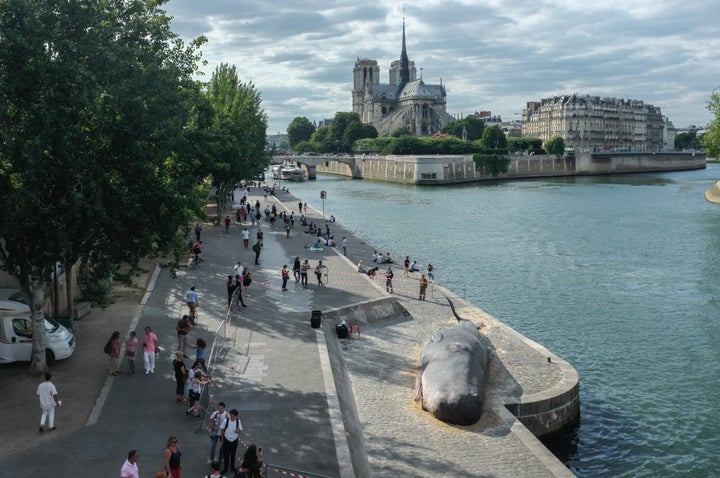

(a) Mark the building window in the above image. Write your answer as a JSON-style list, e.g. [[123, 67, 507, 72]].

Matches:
[[420, 173, 437, 179]]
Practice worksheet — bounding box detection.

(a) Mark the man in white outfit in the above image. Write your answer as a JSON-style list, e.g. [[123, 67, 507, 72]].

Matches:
[[37, 372, 60, 432]]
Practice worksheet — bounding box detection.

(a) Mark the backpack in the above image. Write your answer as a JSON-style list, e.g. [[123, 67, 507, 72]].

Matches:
[[103, 339, 112, 354]]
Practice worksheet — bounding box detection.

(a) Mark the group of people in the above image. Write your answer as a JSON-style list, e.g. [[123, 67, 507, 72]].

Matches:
[[357, 255, 435, 300], [102, 326, 160, 378]]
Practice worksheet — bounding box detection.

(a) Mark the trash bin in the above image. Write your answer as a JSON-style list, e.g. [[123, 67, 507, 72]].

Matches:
[[310, 310, 322, 328]]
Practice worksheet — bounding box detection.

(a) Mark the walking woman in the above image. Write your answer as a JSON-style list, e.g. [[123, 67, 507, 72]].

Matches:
[[173, 352, 188, 403], [107, 331, 121, 376], [281, 265, 290, 291], [125, 331, 138, 376], [164, 436, 182, 478]]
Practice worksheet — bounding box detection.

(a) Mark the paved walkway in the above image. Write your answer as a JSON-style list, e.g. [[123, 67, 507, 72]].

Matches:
[[0, 186, 574, 478]]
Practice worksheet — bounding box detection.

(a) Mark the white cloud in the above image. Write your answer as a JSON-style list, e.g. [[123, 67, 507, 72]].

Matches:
[[164, 0, 720, 134]]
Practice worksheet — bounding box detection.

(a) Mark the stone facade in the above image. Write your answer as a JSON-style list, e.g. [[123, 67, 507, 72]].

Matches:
[[352, 21, 453, 137], [522, 94, 666, 152]]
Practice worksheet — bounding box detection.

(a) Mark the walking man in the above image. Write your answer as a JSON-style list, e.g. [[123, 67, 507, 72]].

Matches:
[[208, 402, 229, 464], [242, 227, 250, 248], [194, 222, 203, 242], [419, 274, 428, 300], [342, 236, 348, 256], [252, 239, 262, 265], [142, 326, 159, 374], [120, 449, 140, 478], [315, 260, 326, 287], [220, 409, 243, 474], [385, 266, 394, 294], [186, 286, 199, 323], [300, 259, 310, 288], [37, 372, 60, 432], [224, 215, 231, 233]]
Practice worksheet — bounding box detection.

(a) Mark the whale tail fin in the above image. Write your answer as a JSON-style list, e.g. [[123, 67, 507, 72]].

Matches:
[[445, 296, 463, 322]]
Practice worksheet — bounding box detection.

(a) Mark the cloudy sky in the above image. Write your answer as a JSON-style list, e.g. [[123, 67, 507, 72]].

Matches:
[[163, 0, 720, 135]]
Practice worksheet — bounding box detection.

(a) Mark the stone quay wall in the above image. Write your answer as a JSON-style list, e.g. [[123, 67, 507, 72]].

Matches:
[[312, 151, 706, 185]]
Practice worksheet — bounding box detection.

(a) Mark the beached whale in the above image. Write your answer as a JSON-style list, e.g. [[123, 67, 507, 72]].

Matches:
[[415, 298, 489, 425]]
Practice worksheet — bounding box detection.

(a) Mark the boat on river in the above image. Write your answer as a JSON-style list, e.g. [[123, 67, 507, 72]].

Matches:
[[272, 164, 305, 182]]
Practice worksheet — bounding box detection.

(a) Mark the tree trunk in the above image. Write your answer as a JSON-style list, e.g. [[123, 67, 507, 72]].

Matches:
[[29, 279, 49, 375]]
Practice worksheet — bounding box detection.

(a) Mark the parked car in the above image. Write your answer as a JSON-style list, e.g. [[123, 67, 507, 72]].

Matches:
[[0, 309, 76, 365]]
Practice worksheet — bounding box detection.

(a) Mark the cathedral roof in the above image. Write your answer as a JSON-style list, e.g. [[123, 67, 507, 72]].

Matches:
[[400, 79, 444, 99], [369, 84, 400, 101]]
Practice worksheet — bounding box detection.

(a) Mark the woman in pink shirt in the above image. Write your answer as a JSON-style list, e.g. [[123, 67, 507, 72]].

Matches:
[[125, 331, 138, 376]]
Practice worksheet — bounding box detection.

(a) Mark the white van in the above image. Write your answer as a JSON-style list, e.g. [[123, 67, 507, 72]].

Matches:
[[0, 306, 76, 365]]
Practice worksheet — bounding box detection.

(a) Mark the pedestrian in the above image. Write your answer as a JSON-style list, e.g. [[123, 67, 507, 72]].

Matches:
[[238, 444, 263, 478], [242, 227, 250, 248], [120, 449, 140, 478], [125, 331, 138, 376], [300, 259, 309, 288], [226, 274, 236, 307], [208, 402, 229, 465], [298, 201, 302, 214], [37, 372, 60, 432], [290, 212, 295, 228], [342, 236, 348, 256], [303, 202, 307, 213], [426, 263, 434, 282], [185, 337, 207, 372], [186, 369, 210, 417], [106, 330, 121, 375], [142, 326, 159, 374], [315, 260, 326, 287], [419, 274, 428, 300], [252, 239, 262, 265], [403, 256, 410, 278], [206, 460, 225, 477], [234, 274, 247, 307], [173, 351, 188, 403], [285, 221, 291, 237], [224, 215, 231, 233], [176, 315, 192, 354], [220, 409, 243, 474], [292, 257, 301, 281], [235, 208, 242, 224], [164, 436, 182, 478], [281, 265, 290, 291], [186, 286, 199, 323], [195, 222, 203, 242], [385, 266, 394, 293], [242, 269, 252, 294]]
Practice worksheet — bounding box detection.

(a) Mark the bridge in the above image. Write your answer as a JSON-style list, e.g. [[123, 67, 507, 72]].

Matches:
[[272, 155, 359, 179]]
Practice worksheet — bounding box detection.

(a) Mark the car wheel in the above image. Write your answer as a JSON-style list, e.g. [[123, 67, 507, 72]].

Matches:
[[46, 349, 56, 366]]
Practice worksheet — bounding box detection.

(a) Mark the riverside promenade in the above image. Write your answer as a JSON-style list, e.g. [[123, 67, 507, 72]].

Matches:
[[0, 187, 576, 478]]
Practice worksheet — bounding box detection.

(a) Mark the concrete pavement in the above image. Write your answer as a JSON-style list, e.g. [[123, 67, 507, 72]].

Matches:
[[0, 185, 576, 477]]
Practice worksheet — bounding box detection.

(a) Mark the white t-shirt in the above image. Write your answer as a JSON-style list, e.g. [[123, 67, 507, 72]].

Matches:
[[37, 381, 57, 409], [222, 416, 243, 441]]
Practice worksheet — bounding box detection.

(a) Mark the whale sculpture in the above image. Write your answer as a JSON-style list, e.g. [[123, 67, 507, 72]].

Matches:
[[415, 298, 489, 425]]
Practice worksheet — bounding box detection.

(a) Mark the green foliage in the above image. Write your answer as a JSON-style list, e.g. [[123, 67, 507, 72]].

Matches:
[[310, 125, 331, 144], [473, 154, 510, 176], [330, 112, 361, 152], [0, 0, 207, 372], [391, 126, 413, 137], [77, 262, 114, 307], [508, 137, 543, 153], [287, 116, 315, 147], [481, 125, 508, 150], [294, 141, 315, 153], [702, 91, 720, 157], [675, 130, 701, 151], [544, 136, 566, 155], [203, 63, 268, 214], [361, 123, 379, 139], [442, 116, 486, 141]]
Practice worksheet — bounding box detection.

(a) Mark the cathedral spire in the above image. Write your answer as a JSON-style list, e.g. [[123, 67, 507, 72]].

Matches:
[[398, 16, 410, 91]]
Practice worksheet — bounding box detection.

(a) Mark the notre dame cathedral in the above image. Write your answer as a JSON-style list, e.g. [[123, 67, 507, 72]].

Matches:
[[352, 20, 454, 137]]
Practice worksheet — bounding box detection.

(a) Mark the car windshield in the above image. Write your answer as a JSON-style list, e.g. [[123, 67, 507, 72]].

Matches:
[[44, 317, 60, 333]]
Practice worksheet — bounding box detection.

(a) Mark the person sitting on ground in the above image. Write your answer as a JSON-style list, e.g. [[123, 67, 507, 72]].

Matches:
[[367, 266, 379, 278], [409, 260, 420, 272], [357, 260, 365, 273], [312, 238, 323, 249], [383, 252, 394, 263], [372, 251, 380, 263]]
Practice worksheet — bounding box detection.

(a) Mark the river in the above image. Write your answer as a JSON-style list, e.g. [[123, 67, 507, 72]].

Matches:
[[284, 164, 720, 477]]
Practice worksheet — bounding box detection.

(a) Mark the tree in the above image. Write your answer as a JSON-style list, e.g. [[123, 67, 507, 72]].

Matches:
[[442, 116, 485, 141], [330, 112, 361, 152], [545, 136, 566, 155], [391, 126, 413, 137], [287, 116, 315, 148], [481, 125, 507, 150], [0, 0, 206, 373], [203, 63, 268, 215], [703, 91, 720, 158], [675, 130, 701, 151]]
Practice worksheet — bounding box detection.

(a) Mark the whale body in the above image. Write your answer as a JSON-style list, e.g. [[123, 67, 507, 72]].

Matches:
[[415, 299, 488, 425]]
